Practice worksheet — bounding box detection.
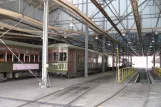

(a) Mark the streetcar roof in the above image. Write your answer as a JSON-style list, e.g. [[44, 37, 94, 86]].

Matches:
[[0, 39, 41, 49], [49, 43, 108, 55]]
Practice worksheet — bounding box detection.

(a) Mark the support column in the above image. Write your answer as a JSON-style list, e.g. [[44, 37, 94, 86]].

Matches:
[[131, 55, 132, 66], [112, 43, 115, 72], [153, 55, 155, 67], [102, 36, 105, 72], [42, 0, 49, 88], [146, 56, 148, 68], [116, 45, 119, 82], [160, 53, 161, 68], [84, 24, 88, 77], [84, 0, 88, 77]]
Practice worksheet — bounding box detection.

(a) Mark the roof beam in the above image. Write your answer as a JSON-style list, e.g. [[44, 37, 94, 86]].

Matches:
[[53, 0, 120, 45], [91, 0, 138, 55], [0, 8, 83, 35], [131, 0, 144, 55]]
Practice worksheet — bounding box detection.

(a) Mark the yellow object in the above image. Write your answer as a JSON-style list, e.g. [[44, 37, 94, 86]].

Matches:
[[117, 67, 135, 83], [153, 67, 161, 77]]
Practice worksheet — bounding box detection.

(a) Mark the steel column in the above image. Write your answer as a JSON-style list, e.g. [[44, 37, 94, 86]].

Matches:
[[102, 36, 105, 72], [42, 0, 49, 88], [131, 0, 143, 55], [85, 24, 89, 77], [153, 55, 155, 67], [84, 0, 88, 77], [112, 43, 115, 72], [160, 53, 161, 68]]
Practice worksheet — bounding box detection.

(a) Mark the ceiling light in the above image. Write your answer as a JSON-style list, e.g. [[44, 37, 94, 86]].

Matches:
[[108, 43, 110, 46], [152, 40, 155, 42], [122, 33, 126, 36], [64, 35, 67, 38], [128, 41, 131, 44], [69, 22, 74, 27], [0, 26, 4, 30], [150, 45, 152, 47], [95, 36, 98, 39], [155, 31, 158, 35]]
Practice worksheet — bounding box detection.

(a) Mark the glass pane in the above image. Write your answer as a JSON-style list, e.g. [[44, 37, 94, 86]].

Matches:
[[59, 53, 67, 61]]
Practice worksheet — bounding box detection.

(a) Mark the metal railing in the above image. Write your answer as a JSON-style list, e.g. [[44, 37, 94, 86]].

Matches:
[[117, 67, 135, 83], [153, 67, 161, 77]]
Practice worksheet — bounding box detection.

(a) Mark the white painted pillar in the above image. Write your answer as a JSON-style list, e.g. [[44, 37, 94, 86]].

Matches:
[[42, 0, 49, 88]]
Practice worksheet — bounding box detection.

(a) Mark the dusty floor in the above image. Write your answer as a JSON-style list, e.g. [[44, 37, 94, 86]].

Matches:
[[0, 70, 161, 107]]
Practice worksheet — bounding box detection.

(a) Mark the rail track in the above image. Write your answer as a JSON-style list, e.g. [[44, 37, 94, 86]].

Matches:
[[93, 68, 151, 107], [17, 73, 115, 107]]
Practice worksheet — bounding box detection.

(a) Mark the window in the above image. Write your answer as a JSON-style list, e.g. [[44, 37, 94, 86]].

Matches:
[[35, 55, 39, 62], [13, 55, 19, 62], [59, 52, 67, 61], [25, 55, 30, 62], [30, 55, 35, 62], [48, 53, 52, 62], [53, 53, 58, 61], [20, 54, 24, 62], [7, 54, 12, 62], [0, 53, 5, 62]]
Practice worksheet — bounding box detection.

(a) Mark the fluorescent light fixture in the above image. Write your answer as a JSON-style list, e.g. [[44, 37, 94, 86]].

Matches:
[[155, 31, 158, 35], [122, 33, 125, 36], [95, 36, 98, 39], [152, 40, 155, 42], [69, 22, 74, 27], [0, 26, 4, 30], [64, 35, 67, 38]]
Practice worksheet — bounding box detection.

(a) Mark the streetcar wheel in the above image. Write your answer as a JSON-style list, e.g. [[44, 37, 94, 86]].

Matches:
[[0, 74, 4, 82]]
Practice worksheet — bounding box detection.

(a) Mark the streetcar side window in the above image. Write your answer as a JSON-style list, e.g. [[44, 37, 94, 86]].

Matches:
[[13, 55, 19, 62], [0, 53, 5, 62], [59, 52, 67, 61], [48, 53, 52, 62], [35, 55, 39, 62], [53, 53, 58, 61], [20, 54, 24, 62], [25, 55, 30, 62], [7, 54, 12, 62], [30, 55, 35, 62]]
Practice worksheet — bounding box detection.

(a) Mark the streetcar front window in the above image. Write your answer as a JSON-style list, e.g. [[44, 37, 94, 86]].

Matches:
[[59, 52, 67, 61]]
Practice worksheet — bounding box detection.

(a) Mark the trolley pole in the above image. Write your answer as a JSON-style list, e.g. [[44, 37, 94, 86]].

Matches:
[[42, 0, 49, 88]]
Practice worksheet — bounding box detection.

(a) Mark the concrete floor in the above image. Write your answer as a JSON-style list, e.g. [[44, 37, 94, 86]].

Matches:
[[0, 71, 161, 107]]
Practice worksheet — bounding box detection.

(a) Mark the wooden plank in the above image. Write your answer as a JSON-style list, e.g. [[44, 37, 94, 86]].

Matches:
[[0, 8, 83, 35]]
